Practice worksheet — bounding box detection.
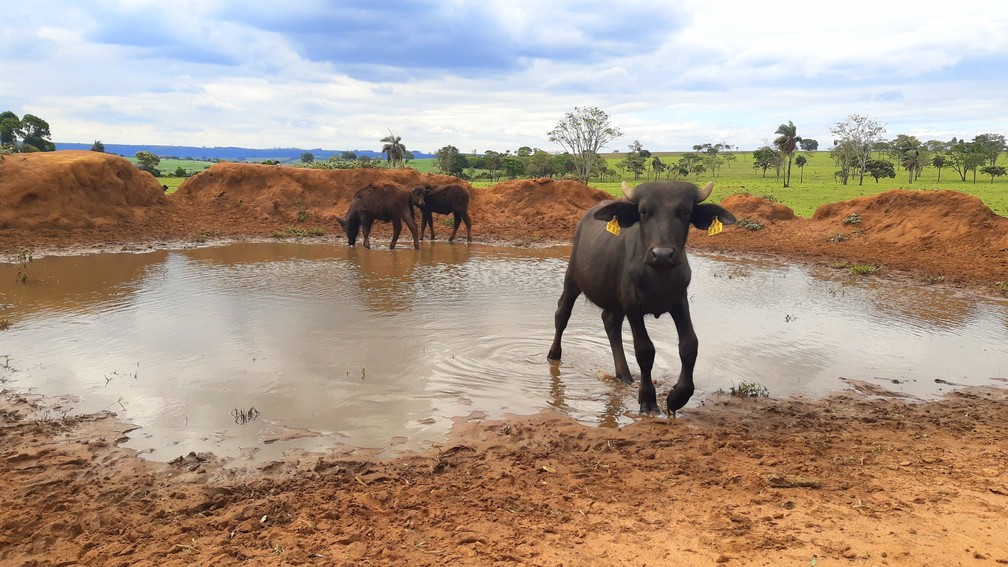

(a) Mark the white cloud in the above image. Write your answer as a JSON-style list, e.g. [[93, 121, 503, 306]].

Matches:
[[2, 1, 1007, 152]]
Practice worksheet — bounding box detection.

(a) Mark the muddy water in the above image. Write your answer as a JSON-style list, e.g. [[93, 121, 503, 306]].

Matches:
[[1, 242, 1006, 463]]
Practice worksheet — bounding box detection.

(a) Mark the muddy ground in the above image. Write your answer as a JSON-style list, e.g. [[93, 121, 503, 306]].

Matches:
[[1, 151, 1007, 565]]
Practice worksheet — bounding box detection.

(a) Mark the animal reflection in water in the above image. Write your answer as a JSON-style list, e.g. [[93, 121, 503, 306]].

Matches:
[[548, 180, 736, 415]]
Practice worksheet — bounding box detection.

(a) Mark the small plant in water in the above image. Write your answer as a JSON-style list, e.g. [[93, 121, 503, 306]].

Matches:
[[0, 319, 10, 331], [826, 233, 848, 242], [850, 263, 880, 275], [736, 218, 764, 231], [719, 380, 770, 398], [15, 248, 33, 283], [232, 406, 261, 425], [842, 213, 862, 225], [996, 281, 1008, 294]]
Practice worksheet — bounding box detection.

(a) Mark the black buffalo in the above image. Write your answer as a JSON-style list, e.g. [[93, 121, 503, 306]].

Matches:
[[409, 183, 473, 242], [547, 180, 736, 414], [335, 184, 420, 250]]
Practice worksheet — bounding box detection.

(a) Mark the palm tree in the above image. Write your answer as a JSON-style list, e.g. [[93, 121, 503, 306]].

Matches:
[[795, 154, 807, 183], [773, 121, 801, 187], [380, 131, 406, 167]]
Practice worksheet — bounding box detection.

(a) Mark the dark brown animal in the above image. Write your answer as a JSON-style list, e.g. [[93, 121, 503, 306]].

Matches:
[[547, 180, 735, 415], [335, 184, 419, 249], [410, 183, 473, 242]]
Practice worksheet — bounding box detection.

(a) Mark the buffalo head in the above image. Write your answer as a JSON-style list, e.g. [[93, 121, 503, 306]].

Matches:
[[590, 180, 735, 269]]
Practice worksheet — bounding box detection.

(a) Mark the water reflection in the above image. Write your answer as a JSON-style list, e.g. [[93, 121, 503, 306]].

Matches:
[[0, 250, 166, 322], [1, 243, 1006, 463]]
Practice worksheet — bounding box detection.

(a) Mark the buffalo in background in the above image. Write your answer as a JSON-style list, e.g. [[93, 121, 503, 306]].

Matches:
[[547, 180, 736, 415], [410, 183, 473, 242], [335, 184, 420, 249]]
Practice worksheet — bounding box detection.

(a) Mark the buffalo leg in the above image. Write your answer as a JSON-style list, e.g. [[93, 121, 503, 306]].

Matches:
[[448, 212, 461, 241], [603, 309, 633, 385], [361, 217, 373, 249], [460, 211, 473, 242], [666, 296, 698, 413], [403, 208, 420, 249], [547, 270, 581, 362], [626, 313, 660, 414], [389, 218, 404, 249], [424, 211, 436, 240]]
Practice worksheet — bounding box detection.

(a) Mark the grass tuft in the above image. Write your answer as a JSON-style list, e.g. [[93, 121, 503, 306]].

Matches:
[[736, 218, 764, 231], [719, 380, 770, 398], [850, 263, 880, 275], [273, 226, 324, 238]]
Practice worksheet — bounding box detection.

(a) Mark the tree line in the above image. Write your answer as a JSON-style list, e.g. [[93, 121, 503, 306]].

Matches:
[[5, 107, 1005, 186], [752, 114, 1006, 186]]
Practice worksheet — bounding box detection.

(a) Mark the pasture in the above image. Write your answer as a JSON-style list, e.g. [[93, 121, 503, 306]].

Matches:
[[152, 152, 1008, 218]]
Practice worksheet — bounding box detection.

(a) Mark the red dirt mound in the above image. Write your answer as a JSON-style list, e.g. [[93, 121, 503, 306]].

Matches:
[[469, 177, 610, 242], [0, 150, 166, 231], [813, 189, 1008, 248], [720, 193, 796, 222], [175, 163, 464, 225]]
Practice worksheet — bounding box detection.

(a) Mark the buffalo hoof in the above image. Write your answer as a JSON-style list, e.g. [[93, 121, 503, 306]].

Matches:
[[666, 383, 695, 414], [639, 400, 661, 415], [616, 373, 634, 385]]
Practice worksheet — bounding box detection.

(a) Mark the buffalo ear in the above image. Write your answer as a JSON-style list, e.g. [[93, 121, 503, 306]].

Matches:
[[592, 200, 640, 228], [691, 204, 736, 229]]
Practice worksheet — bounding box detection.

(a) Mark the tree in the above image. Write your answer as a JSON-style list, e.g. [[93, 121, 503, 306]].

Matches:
[[946, 138, 984, 182], [972, 133, 1006, 168], [19, 114, 55, 152], [527, 149, 555, 178], [0, 111, 20, 148], [619, 153, 646, 179], [889, 135, 926, 183], [484, 150, 503, 182], [795, 154, 807, 183], [752, 146, 780, 177], [501, 155, 526, 179], [650, 156, 665, 180], [830, 114, 886, 185], [339, 150, 357, 161], [799, 139, 819, 152], [864, 159, 896, 182], [547, 106, 623, 184], [773, 120, 801, 187], [931, 154, 947, 182], [434, 145, 465, 176], [380, 131, 406, 167], [135, 151, 161, 176], [300, 152, 314, 163], [90, 140, 105, 152], [981, 165, 1006, 183]]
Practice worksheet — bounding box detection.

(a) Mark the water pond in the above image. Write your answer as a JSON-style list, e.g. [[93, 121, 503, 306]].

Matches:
[[1, 242, 1005, 463]]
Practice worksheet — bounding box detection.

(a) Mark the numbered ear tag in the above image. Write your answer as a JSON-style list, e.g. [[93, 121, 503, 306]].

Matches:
[[708, 217, 723, 236], [606, 216, 621, 236]]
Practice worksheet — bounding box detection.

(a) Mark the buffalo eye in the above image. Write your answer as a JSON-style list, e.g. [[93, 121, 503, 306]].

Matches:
[[639, 207, 649, 217]]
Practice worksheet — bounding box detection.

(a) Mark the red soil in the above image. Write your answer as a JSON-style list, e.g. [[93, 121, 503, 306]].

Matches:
[[2, 151, 1007, 565]]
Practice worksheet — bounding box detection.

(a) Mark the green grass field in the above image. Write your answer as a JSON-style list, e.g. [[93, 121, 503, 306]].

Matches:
[[153, 152, 1007, 217]]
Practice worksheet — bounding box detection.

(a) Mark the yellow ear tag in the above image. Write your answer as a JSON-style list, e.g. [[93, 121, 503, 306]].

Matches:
[[606, 216, 621, 236], [708, 217, 723, 236]]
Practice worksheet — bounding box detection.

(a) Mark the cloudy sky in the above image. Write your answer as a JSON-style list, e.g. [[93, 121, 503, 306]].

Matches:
[[3, 1, 1007, 154]]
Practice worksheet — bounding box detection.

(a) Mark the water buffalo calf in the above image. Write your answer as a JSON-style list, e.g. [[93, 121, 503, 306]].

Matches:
[[410, 183, 473, 242], [547, 180, 736, 415], [335, 184, 419, 249]]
